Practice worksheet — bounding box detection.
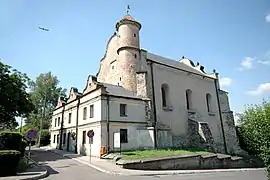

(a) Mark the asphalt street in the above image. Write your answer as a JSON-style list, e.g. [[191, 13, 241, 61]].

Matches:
[[29, 149, 268, 180]]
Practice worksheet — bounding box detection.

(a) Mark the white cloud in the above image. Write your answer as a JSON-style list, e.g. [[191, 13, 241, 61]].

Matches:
[[247, 82, 270, 96], [238, 57, 254, 71], [219, 77, 232, 88], [265, 14, 270, 23]]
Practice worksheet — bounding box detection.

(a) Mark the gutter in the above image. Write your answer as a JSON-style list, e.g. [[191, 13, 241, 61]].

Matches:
[[106, 95, 110, 153], [214, 78, 227, 154], [75, 98, 80, 154], [59, 105, 65, 150], [150, 62, 158, 149]]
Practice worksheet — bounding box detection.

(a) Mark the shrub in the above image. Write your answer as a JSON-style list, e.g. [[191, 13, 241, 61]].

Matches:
[[19, 139, 28, 156], [236, 101, 270, 178], [0, 131, 23, 151], [0, 150, 21, 177], [39, 129, 50, 146]]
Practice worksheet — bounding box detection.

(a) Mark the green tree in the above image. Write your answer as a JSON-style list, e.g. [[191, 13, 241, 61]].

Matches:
[[237, 100, 270, 177], [0, 61, 34, 130], [25, 72, 66, 130]]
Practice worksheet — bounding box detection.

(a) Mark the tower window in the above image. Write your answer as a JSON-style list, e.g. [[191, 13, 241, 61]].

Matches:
[[133, 33, 136, 37], [134, 54, 137, 58]]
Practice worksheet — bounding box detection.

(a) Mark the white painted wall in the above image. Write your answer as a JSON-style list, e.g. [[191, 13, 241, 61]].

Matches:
[[146, 53, 224, 144], [107, 123, 155, 151], [102, 96, 146, 123]]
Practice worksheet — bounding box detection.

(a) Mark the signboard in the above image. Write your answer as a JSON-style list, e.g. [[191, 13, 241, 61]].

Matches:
[[25, 129, 38, 142], [87, 130, 94, 138], [25, 129, 37, 165], [113, 132, 120, 148]]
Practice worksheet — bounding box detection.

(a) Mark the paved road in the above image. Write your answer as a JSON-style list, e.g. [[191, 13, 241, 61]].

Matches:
[[29, 149, 268, 180]]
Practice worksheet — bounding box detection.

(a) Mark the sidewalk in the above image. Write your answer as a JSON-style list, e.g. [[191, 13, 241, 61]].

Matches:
[[44, 147, 266, 176], [0, 158, 48, 180]]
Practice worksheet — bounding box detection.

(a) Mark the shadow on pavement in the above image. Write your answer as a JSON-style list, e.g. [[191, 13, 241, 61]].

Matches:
[[26, 149, 68, 175]]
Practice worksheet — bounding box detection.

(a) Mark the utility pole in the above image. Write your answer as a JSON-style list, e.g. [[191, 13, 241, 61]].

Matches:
[[38, 91, 46, 147]]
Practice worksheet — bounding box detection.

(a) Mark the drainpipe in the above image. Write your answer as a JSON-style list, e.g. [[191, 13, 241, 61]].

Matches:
[[106, 95, 110, 153], [150, 62, 158, 149], [214, 78, 227, 154], [59, 105, 65, 150], [75, 98, 80, 154]]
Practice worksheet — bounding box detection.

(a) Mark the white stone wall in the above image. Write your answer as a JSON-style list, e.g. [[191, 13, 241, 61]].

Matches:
[[145, 53, 224, 149], [108, 123, 154, 151]]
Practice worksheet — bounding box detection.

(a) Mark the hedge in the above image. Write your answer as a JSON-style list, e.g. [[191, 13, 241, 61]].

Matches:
[[0, 150, 21, 177], [0, 131, 23, 151]]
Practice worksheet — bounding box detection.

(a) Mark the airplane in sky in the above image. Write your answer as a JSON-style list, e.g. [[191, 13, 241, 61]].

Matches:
[[38, 27, 50, 31]]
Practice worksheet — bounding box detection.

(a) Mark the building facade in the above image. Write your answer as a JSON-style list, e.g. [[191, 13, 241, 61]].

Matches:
[[50, 13, 242, 157]]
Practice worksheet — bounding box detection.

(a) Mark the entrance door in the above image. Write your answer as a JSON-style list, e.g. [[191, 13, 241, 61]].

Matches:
[[67, 132, 71, 151]]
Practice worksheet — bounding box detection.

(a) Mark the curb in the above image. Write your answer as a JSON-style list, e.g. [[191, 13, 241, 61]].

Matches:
[[47, 149, 266, 176], [131, 168, 267, 177], [20, 157, 49, 180]]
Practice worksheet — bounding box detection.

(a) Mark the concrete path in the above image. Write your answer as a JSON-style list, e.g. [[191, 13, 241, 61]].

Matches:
[[30, 148, 268, 180]]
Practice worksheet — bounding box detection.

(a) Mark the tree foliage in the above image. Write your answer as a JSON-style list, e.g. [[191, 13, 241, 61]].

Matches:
[[236, 100, 270, 176], [0, 61, 34, 130], [25, 72, 66, 130]]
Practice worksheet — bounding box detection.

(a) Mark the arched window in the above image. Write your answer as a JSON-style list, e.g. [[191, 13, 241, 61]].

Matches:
[[186, 89, 192, 110], [161, 84, 169, 107], [206, 93, 212, 112]]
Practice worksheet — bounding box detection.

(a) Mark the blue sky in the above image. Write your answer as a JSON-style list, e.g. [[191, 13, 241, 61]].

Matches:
[[1, 0, 270, 119]]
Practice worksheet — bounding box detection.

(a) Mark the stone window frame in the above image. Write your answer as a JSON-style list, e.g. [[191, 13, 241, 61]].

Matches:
[[58, 117, 61, 126], [89, 104, 94, 118], [186, 89, 193, 110], [68, 113, 72, 124], [120, 104, 127, 117], [83, 107, 87, 120], [161, 83, 172, 111], [206, 93, 212, 112]]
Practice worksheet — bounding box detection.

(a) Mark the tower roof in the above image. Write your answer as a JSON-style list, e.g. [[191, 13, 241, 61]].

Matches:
[[115, 14, 141, 30]]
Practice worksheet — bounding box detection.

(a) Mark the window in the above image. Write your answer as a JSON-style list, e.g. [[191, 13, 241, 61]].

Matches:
[[82, 131, 86, 144], [57, 134, 59, 143], [68, 113, 72, 123], [112, 65, 114, 70], [206, 93, 212, 112], [63, 133, 66, 144], [120, 104, 127, 117], [134, 54, 137, 58], [120, 129, 128, 143], [83, 107, 87, 120], [58, 117, 60, 126], [161, 84, 169, 107], [186, 89, 192, 110], [90, 105, 94, 118], [133, 33, 136, 37], [54, 118, 57, 127], [53, 135, 56, 143]]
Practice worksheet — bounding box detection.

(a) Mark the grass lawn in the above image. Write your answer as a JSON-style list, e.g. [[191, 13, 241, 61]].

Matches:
[[118, 149, 212, 160]]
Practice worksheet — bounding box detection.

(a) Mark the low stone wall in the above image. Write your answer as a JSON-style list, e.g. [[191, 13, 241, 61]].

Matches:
[[116, 154, 264, 170]]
